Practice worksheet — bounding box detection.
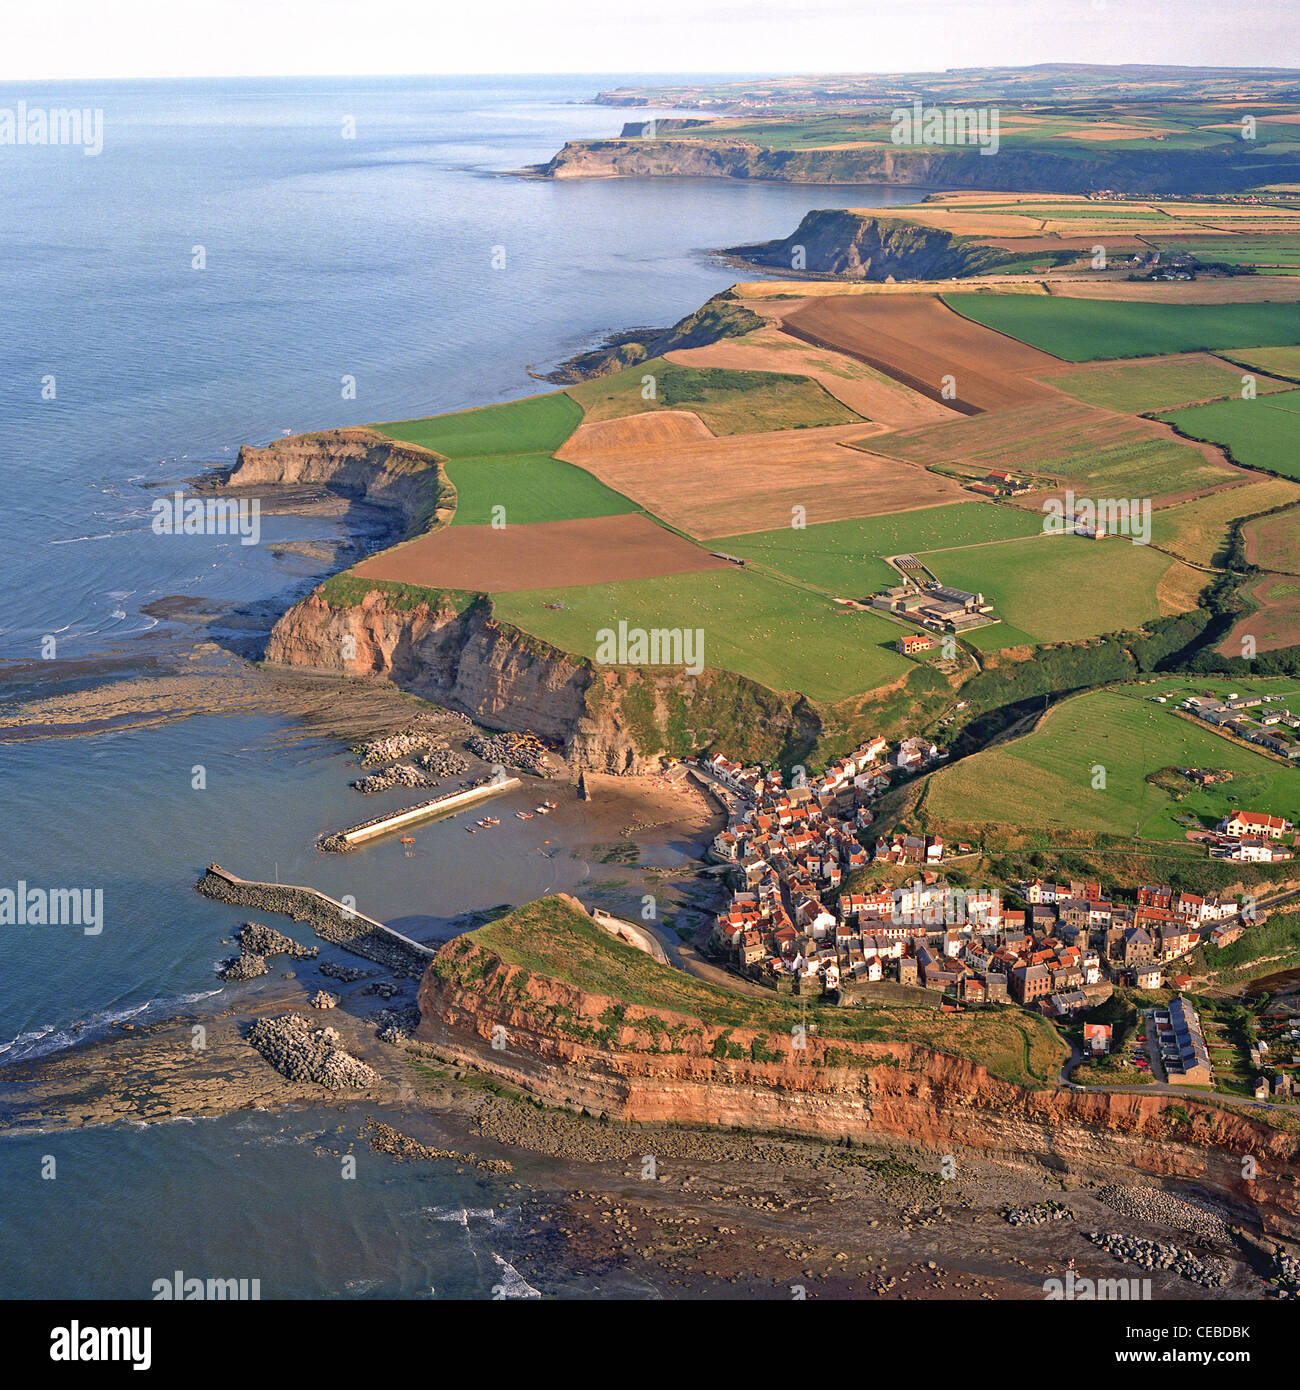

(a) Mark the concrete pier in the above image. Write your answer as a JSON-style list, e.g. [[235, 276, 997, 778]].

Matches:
[[321, 777, 522, 851]]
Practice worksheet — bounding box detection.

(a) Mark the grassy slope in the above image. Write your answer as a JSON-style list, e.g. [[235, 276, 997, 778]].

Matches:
[[944, 294, 1300, 362], [492, 567, 910, 704], [444, 896, 1067, 1088], [923, 678, 1300, 841], [376, 392, 637, 526]]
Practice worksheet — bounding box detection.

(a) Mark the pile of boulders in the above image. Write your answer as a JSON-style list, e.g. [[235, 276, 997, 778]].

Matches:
[[363, 980, 400, 1000], [219, 952, 268, 982], [350, 747, 472, 794], [1083, 1230, 1227, 1288], [467, 731, 553, 777], [218, 919, 317, 982], [1002, 1200, 1074, 1227], [375, 1005, 420, 1044], [237, 921, 317, 961], [309, 990, 339, 1010], [319, 960, 368, 984], [418, 748, 469, 779], [352, 723, 443, 765], [1095, 1184, 1229, 1240], [246, 1014, 377, 1089]]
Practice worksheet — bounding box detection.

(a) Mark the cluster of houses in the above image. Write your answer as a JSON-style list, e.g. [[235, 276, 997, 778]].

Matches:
[[1181, 691, 1300, 760], [701, 740, 955, 990], [1208, 809, 1296, 864], [703, 744, 1250, 1019]]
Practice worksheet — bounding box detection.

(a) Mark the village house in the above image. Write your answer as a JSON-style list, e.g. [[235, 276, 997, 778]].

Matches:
[[1219, 810, 1293, 840]]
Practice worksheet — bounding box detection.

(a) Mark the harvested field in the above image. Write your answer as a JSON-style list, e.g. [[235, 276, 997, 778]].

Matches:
[[869, 399, 1238, 503], [1221, 345, 1300, 381], [1152, 479, 1300, 568], [1039, 277, 1300, 304], [1221, 575, 1300, 656], [348, 514, 727, 593], [1244, 503, 1300, 574], [557, 421, 972, 539], [782, 293, 1063, 413], [560, 410, 714, 452], [664, 325, 958, 430]]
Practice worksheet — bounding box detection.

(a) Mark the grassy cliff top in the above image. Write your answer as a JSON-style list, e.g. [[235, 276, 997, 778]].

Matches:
[[439, 896, 1068, 1087]]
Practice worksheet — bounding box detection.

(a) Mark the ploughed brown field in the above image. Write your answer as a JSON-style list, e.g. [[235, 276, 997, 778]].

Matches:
[[1221, 573, 1300, 656], [557, 417, 971, 538], [780, 294, 1063, 413], [664, 325, 959, 430], [349, 514, 728, 593]]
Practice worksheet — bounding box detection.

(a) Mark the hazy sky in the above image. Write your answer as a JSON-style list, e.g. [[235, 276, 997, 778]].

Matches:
[[3, 0, 1299, 82]]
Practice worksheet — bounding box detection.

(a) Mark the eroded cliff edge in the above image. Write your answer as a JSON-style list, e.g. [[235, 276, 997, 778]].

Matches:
[[417, 898, 1300, 1226], [267, 587, 820, 771]]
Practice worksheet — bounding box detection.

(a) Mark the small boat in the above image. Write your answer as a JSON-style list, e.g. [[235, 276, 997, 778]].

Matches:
[[535, 806, 551, 815], [544, 800, 558, 809], [516, 811, 535, 820], [400, 835, 416, 845], [466, 827, 477, 834], [484, 816, 500, 825]]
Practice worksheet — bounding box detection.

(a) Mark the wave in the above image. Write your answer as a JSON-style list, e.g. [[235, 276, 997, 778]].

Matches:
[[0, 988, 222, 1066]]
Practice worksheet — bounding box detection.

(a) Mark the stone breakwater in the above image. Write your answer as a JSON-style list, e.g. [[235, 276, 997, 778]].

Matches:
[[246, 1014, 378, 1090], [1083, 1230, 1228, 1289], [360, 1117, 513, 1173], [195, 871, 428, 977]]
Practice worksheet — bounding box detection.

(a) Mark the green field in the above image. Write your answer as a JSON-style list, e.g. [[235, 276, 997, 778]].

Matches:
[[915, 534, 1195, 645], [377, 392, 637, 526], [1044, 356, 1285, 414], [565, 358, 864, 434], [924, 679, 1300, 841], [1159, 390, 1300, 481], [1149, 236, 1300, 269], [492, 566, 910, 703], [377, 391, 582, 458], [711, 503, 1042, 596], [944, 293, 1300, 362]]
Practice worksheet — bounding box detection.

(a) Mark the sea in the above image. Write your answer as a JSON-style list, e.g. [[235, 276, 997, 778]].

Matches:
[[0, 73, 923, 1298]]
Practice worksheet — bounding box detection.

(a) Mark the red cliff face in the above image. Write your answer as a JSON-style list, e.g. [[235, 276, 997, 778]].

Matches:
[[417, 939, 1300, 1225]]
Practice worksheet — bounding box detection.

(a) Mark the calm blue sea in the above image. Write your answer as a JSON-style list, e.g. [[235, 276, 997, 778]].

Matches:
[[0, 74, 921, 1298]]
